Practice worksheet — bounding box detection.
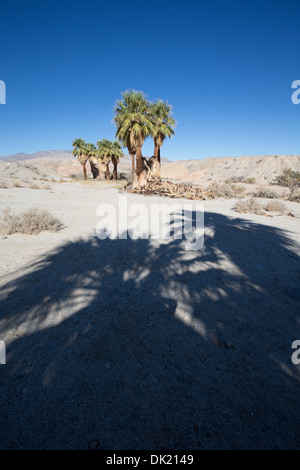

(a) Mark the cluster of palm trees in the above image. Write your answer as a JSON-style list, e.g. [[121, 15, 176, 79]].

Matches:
[[114, 90, 176, 187], [72, 138, 123, 181], [72, 89, 176, 187]]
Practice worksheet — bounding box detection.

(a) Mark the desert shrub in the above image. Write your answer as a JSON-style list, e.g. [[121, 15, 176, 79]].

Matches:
[[208, 183, 234, 197], [13, 181, 23, 188], [244, 177, 256, 184], [289, 190, 300, 202], [0, 181, 8, 189], [209, 182, 244, 197], [234, 198, 264, 215], [0, 208, 63, 235], [29, 183, 40, 189], [44, 185, 52, 190], [265, 201, 286, 213], [230, 184, 245, 194], [231, 176, 245, 183], [255, 189, 277, 199], [225, 176, 246, 184], [274, 169, 300, 201], [275, 168, 300, 190], [209, 183, 229, 196], [225, 178, 233, 184]]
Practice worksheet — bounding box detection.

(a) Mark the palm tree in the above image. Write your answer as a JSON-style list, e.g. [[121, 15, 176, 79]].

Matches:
[[72, 138, 88, 180], [97, 138, 114, 180], [85, 143, 99, 179], [113, 90, 154, 187], [111, 141, 124, 180], [150, 100, 176, 178]]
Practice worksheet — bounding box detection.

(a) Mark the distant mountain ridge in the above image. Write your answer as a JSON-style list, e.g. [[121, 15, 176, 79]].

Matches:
[[0, 149, 170, 178], [1, 150, 299, 184], [161, 154, 300, 184], [0, 150, 73, 161], [0, 149, 169, 164]]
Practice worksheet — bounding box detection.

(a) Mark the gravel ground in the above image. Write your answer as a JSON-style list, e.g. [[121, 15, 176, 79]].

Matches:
[[0, 182, 299, 449]]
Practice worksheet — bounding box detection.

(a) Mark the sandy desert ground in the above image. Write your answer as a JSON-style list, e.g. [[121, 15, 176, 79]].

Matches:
[[0, 173, 299, 449]]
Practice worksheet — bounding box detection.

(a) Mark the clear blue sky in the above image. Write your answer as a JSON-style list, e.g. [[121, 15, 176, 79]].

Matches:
[[0, 0, 300, 160]]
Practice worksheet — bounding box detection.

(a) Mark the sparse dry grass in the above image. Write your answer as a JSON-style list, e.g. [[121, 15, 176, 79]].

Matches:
[[208, 182, 245, 197], [29, 183, 41, 190], [13, 181, 23, 188], [255, 189, 278, 199], [234, 198, 265, 215], [265, 201, 286, 213], [225, 176, 245, 184], [289, 190, 300, 202], [231, 184, 245, 195], [0, 208, 63, 235], [244, 177, 256, 184]]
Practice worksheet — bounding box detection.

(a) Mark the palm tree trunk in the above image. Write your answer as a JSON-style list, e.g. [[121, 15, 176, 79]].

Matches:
[[98, 160, 106, 180], [90, 160, 99, 179], [113, 162, 118, 180], [133, 146, 148, 189], [136, 147, 143, 174], [130, 153, 135, 179], [152, 141, 161, 179], [83, 161, 87, 180], [106, 163, 111, 180], [154, 141, 159, 159]]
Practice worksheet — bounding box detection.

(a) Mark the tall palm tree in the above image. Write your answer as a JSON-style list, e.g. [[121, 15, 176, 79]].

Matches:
[[97, 138, 114, 180], [150, 100, 176, 178], [72, 138, 88, 180], [113, 90, 153, 187], [85, 143, 99, 179], [111, 141, 124, 180]]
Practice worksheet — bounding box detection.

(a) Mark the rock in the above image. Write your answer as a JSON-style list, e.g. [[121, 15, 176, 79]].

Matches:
[[129, 180, 214, 200]]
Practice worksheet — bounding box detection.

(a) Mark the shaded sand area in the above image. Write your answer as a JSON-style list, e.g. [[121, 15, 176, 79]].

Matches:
[[0, 181, 299, 449]]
